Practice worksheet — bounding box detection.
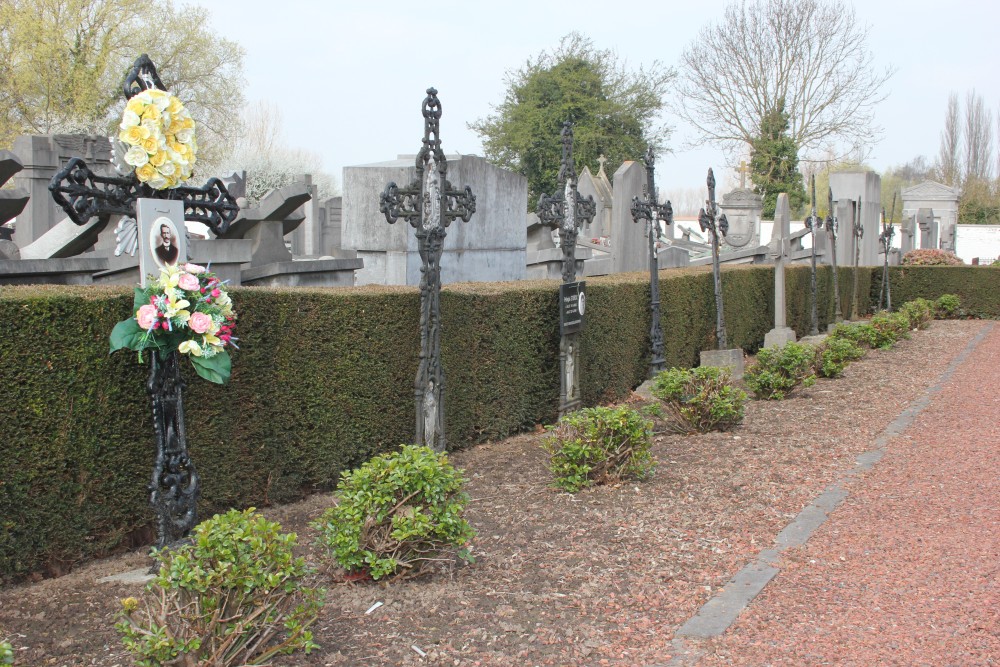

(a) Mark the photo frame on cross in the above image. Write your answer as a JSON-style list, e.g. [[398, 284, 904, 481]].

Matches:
[[138, 198, 187, 287]]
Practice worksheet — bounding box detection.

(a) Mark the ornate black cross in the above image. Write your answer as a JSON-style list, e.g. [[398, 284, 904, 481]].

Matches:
[[630, 147, 673, 377], [825, 186, 842, 324], [878, 195, 897, 312], [803, 175, 822, 335], [379, 88, 475, 452], [47, 55, 239, 549], [536, 122, 597, 284], [698, 168, 730, 349], [536, 122, 596, 416], [49, 56, 239, 236]]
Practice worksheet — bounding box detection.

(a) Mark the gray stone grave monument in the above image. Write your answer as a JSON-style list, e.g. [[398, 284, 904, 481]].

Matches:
[[610, 160, 648, 274], [917, 208, 938, 250], [577, 156, 613, 240], [830, 170, 882, 265], [719, 164, 762, 253], [344, 153, 525, 286]]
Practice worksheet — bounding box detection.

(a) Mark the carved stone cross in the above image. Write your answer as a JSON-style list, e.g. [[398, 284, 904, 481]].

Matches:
[[738, 160, 750, 189]]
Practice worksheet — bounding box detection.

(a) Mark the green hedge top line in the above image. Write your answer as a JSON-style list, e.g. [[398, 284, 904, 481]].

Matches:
[[4, 263, 994, 580]]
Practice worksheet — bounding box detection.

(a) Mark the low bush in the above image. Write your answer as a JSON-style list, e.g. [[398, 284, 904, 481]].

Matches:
[[117, 508, 322, 667], [901, 249, 964, 266], [899, 298, 934, 330], [745, 342, 817, 400], [870, 311, 912, 346], [312, 445, 474, 581], [650, 366, 747, 433], [1, 640, 12, 665], [830, 322, 879, 349], [543, 406, 654, 493], [934, 293, 962, 319], [815, 337, 866, 378]]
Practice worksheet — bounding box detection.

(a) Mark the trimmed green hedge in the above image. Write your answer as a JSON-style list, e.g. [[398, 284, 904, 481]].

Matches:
[[0, 263, 876, 579], [875, 265, 1000, 318]]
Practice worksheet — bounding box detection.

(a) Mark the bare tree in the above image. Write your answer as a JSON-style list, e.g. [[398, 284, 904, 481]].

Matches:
[[964, 89, 993, 183], [220, 100, 338, 204], [674, 0, 894, 163], [936, 93, 962, 186]]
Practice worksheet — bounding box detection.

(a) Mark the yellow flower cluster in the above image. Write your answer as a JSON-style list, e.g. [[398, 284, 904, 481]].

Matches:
[[118, 89, 197, 190]]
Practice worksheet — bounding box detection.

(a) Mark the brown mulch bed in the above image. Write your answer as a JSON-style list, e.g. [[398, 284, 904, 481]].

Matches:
[[0, 320, 987, 666]]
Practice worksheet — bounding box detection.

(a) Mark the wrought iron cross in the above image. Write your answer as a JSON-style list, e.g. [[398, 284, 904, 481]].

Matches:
[[878, 200, 896, 312], [49, 55, 239, 236], [630, 147, 673, 377], [48, 55, 240, 549], [699, 168, 729, 349], [536, 122, 597, 284], [825, 186, 842, 323], [803, 175, 823, 335], [851, 196, 865, 319], [379, 88, 475, 452]]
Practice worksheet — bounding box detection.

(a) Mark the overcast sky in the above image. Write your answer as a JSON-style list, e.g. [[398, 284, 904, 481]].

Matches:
[[201, 0, 1000, 198]]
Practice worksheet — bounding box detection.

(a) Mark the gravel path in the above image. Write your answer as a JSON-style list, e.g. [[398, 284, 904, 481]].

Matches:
[[684, 322, 1000, 666]]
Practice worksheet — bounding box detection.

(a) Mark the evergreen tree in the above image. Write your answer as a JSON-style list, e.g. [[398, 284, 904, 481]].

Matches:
[[750, 101, 807, 218], [470, 33, 673, 206]]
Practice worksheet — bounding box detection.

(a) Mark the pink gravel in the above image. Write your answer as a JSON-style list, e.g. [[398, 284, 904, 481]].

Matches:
[[695, 323, 1000, 666]]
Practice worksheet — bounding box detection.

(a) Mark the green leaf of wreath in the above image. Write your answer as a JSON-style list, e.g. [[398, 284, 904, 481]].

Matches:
[[190, 351, 231, 385]]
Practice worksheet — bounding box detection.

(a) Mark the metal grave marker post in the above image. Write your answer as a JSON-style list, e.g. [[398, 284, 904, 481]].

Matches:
[[629, 147, 673, 377], [47, 55, 239, 548], [851, 196, 864, 320], [878, 194, 897, 312], [825, 187, 843, 324], [536, 122, 596, 416], [379, 88, 475, 452], [803, 175, 822, 335], [698, 168, 730, 349]]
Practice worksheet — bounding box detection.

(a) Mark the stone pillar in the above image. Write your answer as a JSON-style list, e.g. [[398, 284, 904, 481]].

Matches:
[[918, 208, 938, 249], [899, 214, 916, 255]]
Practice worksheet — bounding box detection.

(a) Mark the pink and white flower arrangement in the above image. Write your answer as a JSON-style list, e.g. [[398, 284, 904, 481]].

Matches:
[[110, 264, 238, 384]]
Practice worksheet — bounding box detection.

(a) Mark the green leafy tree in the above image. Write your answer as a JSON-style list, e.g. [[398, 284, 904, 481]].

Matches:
[[0, 0, 245, 170], [749, 100, 806, 217], [470, 32, 674, 205]]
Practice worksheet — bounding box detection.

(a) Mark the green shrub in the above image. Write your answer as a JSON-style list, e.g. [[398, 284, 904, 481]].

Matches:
[[312, 445, 474, 581], [899, 298, 934, 330], [650, 366, 747, 433], [830, 322, 879, 349], [934, 293, 962, 319], [0, 640, 12, 665], [543, 406, 655, 492], [116, 509, 322, 667], [745, 342, 817, 400], [901, 249, 964, 266], [870, 311, 912, 346], [814, 337, 866, 378]]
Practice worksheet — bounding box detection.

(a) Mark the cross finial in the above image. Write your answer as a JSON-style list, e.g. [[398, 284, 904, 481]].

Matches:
[[597, 154, 608, 178], [738, 160, 750, 189]]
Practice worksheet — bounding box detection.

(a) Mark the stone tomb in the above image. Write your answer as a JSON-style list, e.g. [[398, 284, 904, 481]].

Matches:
[[902, 181, 960, 252], [342, 154, 526, 286]]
